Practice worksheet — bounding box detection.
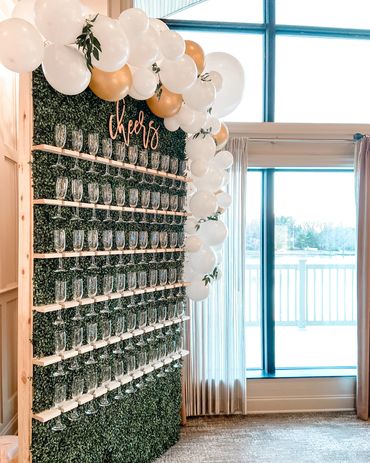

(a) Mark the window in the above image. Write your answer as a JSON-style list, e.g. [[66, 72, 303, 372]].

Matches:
[[246, 169, 357, 374], [136, 0, 370, 123]]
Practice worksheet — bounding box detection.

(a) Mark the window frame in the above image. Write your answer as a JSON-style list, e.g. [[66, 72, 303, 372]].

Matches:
[[163, 0, 370, 122]]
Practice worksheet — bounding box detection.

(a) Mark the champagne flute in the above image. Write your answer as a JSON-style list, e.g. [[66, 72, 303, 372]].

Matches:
[[127, 146, 138, 181], [146, 346, 158, 383], [99, 364, 111, 407], [151, 191, 160, 224], [53, 176, 68, 221], [157, 342, 167, 378], [102, 229, 113, 269], [113, 359, 125, 400], [53, 330, 67, 377], [124, 311, 136, 352], [70, 229, 84, 272], [168, 267, 177, 285], [168, 232, 178, 263], [69, 326, 83, 371], [54, 229, 66, 273], [149, 230, 159, 264], [147, 269, 157, 304], [85, 322, 97, 365], [161, 192, 169, 224], [87, 229, 99, 270], [124, 354, 137, 394], [136, 309, 147, 348], [160, 154, 170, 187], [146, 307, 157, 345], [138, 231, 148, 264], [71, 129, 83, 173], [128, 188, 138, 223], [115, 230, 125, 268], [102, 183, 113, 222], [114, 273, 125, 311], [101, 274, 113, 314], [135, 350, 147, 390], [71, 178, 83, 222], [85, 367, 98, 415], [159, 231, 168, 263], [100, 318, 111, 360], [170, 194, 179, 224], [115, 142, 126, 179], [87, 133, 99, 175], [137, 270, 147, 309], [138, 149, 148, 184], [128, 230, 138, 266], [115, 185, 125, 223], [51, 383, 67, 432], [52, 123, 66, 170], [150, 151, 160, 185], [71, 277, 83, 321], [54, 280, 66, 326], [86, 275, 98, 317], [140, 189, 150, 224], [88, 181, 99, 223], [68, 375, 84, 421], [113, 315, 125, 355], [169, 157, 179, 190], [102, 138, 112, 177]]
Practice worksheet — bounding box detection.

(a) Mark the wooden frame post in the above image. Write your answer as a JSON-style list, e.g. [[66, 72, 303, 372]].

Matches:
[[17, 72, 33, 463]]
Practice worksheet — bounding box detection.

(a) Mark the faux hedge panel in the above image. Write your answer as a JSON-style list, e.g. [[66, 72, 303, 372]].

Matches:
[[31, 67, 186, 463]]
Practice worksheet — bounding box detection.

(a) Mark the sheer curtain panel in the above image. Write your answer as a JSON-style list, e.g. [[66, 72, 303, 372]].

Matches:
[[185, 137, 248, 416]]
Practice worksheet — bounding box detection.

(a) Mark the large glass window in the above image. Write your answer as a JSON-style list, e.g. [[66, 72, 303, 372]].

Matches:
[[275, 36, 370, 123], [274, 171, 357, 369]]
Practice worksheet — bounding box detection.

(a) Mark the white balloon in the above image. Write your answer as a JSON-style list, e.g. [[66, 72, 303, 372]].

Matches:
[[150, 18, 169, 34], [183, 78, 216, 111], [185, 235, 203, 253], [131, 67, 157, 98], [184, 217, 199, 235], [203, 116, 221, 135], [209, 70, 223, 92], [42, 44, 90, 95], [181, 110, 207, 134], [190, 159, 209, 177], [190, 246, 216, 274], [128, 86, 147, 100], [216, 250, 223, 265], [193, 165, 224, 192], [35, 0, 83, 45], [176, 103, 195, 126], [0, 18, 43, 72], [164, 116, 180, 132], [189, 191, 218, 219], [160, 55, 197, 93], [187, 279, 209, 302], [91, 15, 130, 72], [118, 8, 149, 37], [205, 52, 244, 118], [159, 30, 185, 60], [186, 134, 216, 161], [222, 171, 231, 187], [128, 26, 159, 68], [216, 191, 232, 208], [12, 0, 36, 26], [214, 150, 234, 169], [199, 220, 228, 246]]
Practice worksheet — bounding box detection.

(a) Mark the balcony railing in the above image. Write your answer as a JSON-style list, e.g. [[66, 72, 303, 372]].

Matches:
[[246, 259, 357, 327]]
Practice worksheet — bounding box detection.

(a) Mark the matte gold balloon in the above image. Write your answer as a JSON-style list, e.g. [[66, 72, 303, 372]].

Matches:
[[185, 40, 205, 74], [89, 65, 132, 102], [213, 122, 230, 151], [146, 86, 182, 118]]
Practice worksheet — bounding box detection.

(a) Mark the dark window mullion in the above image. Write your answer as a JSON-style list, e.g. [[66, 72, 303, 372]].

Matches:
[[264, 0, 276, 122], [262, 169, 275, 374]]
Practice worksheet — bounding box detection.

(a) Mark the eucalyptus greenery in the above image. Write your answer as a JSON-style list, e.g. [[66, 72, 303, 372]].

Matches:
[[75, 14, 102, 71], [31, 67, 186, 463]]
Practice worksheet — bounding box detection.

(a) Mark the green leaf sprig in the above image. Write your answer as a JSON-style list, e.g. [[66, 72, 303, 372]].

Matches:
[[202, 266, 220, 285], [76, 14, 102, 71]]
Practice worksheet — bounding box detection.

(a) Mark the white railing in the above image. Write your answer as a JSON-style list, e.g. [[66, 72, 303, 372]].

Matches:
[[245, 259, 357, 327]]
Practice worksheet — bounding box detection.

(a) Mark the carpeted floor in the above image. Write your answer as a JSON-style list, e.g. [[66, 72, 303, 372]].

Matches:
[[155, 413, 370, 463]]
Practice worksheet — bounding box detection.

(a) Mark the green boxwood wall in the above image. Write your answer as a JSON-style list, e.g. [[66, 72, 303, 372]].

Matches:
[[31, 67, 186, 463]]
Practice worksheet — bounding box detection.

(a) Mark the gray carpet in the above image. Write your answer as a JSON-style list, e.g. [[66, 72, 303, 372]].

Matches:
[[156, 413, 370, 463]]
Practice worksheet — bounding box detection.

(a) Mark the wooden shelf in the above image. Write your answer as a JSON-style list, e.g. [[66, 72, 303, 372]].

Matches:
[[33, 315, 190, 367], [32, 145, 191, 183], [34, 248, 185, 260], [32, 350, 190, 423], [33, 198, 189, 217], [33, 282, 190, 313]]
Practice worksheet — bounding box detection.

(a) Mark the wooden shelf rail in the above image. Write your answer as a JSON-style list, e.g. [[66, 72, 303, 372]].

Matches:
[[34, 248, 185, 259], [33, 198, 189, 217], [33, 315, 190, 367], [33, 282, 190, 314], [32, 350, 190, 423], [32, 145, 191, 183]]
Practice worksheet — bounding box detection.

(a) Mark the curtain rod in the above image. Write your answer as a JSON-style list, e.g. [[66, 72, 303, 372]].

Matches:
[[246, 137, 356, 144]]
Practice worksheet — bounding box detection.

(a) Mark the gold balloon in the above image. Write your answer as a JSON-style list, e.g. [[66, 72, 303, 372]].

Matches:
[[213, 122, 230, 151], [89, 65, 132, 102], [185, 40, 205, 74], [146, 86, 182, 118]]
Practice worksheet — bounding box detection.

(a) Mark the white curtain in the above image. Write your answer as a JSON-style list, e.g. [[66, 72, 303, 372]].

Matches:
[[184, 137, 248, 416]]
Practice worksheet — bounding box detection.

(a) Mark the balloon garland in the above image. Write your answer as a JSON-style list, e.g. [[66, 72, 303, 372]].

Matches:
[[1, 0, 244, 302]]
